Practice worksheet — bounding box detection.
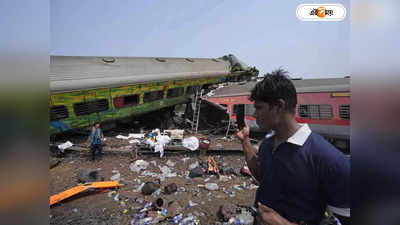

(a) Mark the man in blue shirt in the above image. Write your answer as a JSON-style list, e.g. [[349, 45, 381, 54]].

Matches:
[[87, 122, 104, 161], [236, 69, 350, 225]]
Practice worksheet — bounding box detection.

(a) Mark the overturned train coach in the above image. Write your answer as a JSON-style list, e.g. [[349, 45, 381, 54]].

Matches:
[[205, 77, 350, 152], [49, 54, 258, 134]]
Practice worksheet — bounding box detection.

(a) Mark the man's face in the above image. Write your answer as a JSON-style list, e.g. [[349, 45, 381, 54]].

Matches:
[[253, 100, 280, 131], [95, 124, 100, 129]]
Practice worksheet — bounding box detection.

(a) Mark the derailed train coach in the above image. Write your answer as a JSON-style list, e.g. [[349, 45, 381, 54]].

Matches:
[[206, 77, 350, 153], [49, 54, 258, 134]]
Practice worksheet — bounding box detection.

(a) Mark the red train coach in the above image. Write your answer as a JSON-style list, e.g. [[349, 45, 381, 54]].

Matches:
[[205, 77, 350, 152]]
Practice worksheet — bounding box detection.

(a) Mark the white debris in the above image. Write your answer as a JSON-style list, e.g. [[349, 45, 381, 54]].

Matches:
[[58, 141, 73, 153], [129, 139, 141, 144], [159, 165, 177, 178], [166, 159, 175, 167], [188, 161, 200, 170], [113, 193, 120, 201], [205, 183, 219, 191], [219, 175, 230, 182], [129, 160, 149, 173], [189, 200, 198, 208], [128, 133, 145, 139], [183, 137, 199, 151], [116, 135, 130, 140], [110, 173, 121, 181]]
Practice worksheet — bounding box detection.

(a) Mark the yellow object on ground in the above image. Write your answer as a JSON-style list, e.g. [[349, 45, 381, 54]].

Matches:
[[50, 181, 123, 206]]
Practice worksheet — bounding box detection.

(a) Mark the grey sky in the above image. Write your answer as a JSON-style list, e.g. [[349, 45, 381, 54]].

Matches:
[[51, 0, 349, 78]]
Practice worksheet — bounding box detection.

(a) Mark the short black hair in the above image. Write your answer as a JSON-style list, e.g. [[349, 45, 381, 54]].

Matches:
[[250, 69, 297, 113]]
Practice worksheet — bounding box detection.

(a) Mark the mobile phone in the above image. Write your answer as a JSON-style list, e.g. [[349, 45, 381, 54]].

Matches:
[[235, 104, 245, 130]]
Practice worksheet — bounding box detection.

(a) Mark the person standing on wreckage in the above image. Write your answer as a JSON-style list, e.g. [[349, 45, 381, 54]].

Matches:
[[87, 122, 104, 161], [236, 69, 350, 225]]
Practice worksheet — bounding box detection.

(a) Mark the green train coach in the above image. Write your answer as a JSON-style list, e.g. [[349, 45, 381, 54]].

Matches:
[[49, 54, 258, 134]]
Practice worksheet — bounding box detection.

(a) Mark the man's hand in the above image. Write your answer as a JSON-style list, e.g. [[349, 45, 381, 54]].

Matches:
[[257, 202, 297, 225], [236, 120, 250, 142]]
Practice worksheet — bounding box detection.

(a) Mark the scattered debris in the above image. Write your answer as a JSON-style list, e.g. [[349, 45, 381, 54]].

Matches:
[[189, 167, 204, 178], [218, 203, 237, 222], [50, 121, 262, 224], [166, 159, 176, 167], [188, 200, 198, 208], [188, 161, 200, 170], [177, 187, 186, 192], [222, 167, 240, 176], [199, 138, 211, 150], [219, 175, 230, 182], [205, 183, 219, 191], [241, 166, 252, 176], [154, 197, 164, 208], [159, 165, 177, 180], [236, 211, 254, 225], [129, 133, 145, 139], [129, 139, 141, 144], [113, 193, 120, 201], [130, 160, 149, 173], [182, 136, 199, 151], [167, 201, 183, 217], [141, 182, 160, 195], [58, 141, 73, 153], [116, 135, 130, 140], [77, 168, 99, 183], [164, 183, 178, 195], [233, 185, 243, 191], [110, 170, 121, 181]]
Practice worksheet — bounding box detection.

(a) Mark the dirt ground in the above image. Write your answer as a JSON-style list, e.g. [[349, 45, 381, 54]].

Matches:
[[50, 151, 257, 225]]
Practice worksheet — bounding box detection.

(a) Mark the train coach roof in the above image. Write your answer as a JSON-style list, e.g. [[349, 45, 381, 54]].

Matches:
[[209, 77, 350, 98], [50, 56, 231, 93]]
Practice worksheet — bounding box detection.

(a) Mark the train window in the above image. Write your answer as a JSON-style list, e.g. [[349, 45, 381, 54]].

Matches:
[[113, 94, 139, 109], [298, 104, 332, 120], [319, 105, 333, 119], [167, 87, 184, 98], [73, 99, 109, 116], [143, 90, 164, 103], [339, 104, 350, 120], [187, 85, 200, 95], [50, 105, 69, 121], [124, 94, 139, 105]]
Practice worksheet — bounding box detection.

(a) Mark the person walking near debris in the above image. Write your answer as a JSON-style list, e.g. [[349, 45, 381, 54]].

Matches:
[[87, 122, 104, 161], [236, 69, 350, 225]]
